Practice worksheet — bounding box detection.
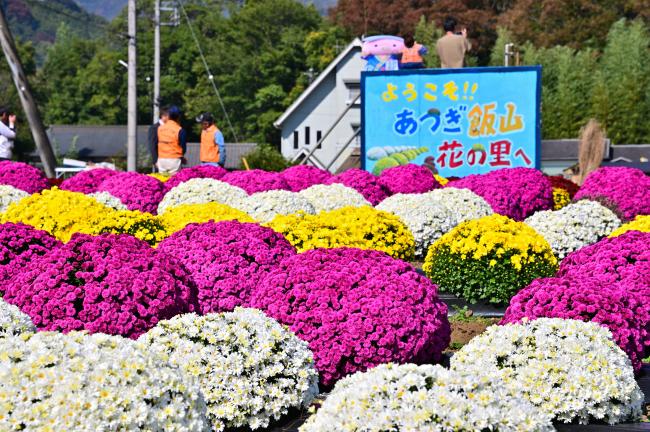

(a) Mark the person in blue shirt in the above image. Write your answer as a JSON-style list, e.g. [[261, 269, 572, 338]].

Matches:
[[196, 113, 226, 168]]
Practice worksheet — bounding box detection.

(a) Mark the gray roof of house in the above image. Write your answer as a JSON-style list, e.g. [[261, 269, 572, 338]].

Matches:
[[46, 125, 151, 159]]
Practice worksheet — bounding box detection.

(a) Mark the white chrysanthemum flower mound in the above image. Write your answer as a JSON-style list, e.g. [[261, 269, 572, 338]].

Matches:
[[377, 193, 457, 258], [140, 308, 319, 432], [244, 190, 316, 223], [298, 183, 371, 212], [0, 331, 210, 431], [88, 191, 128, 210], [0, 299, 35, 337], [158, 178, 249, 214], [300, 363, 554, 432], [525, 200, 621, 259], [451, 318, 644, 425], [0, 184, 28, 213], [425, 187, 494, 223]]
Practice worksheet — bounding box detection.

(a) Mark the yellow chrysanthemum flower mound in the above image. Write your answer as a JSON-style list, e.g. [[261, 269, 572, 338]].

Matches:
[[434, 174, 449, 186], [90, 210, 169, 246], [159, 202, 253, 234], [552, 187, 571, 210], [423, 214, 558, 305], [609, 215, 650, 237], [148, 172, 170, 182], [265, 206, 415, 260], [0, 187, 113, 241]]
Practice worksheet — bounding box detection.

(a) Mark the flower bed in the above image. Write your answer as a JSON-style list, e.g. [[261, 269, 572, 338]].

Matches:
[[0, 331, 210, 430], [552, 187, 571, 210], [158, 202, 253, 234], [60, 168, 117, 194], [451, 318, 644, 424], [325, 168, 389, 205], [424, 214, 558, 305], [281, 165, 332, 192], [574, 167, 650, 220], [447, 167, 554, 221], [0, 161, 49, 193], [266, 206, 415, 261], [297, 183, 371, 212], [378, 163, 440, 195], [250, 248, 450, 386], [3, 234, 198, 338], [164, 164, 227, 192], [98, 171, 165, 214], [244, 190, 316, 223], [0, 184, 27, 213], [0, 298, 35, 337], [610, 215, 650, 237], [502, 277, 649, 372], [0, 222, 60, 289], [222, 169, 289, 194], [547, 175, 579, 198], [301, 363, 553, 432], [0, 188, 112, 241], [158, 221, 295, 313], [141, 309, 319, 431], [524, 200, 621, 259], [157, 178, 249, 214]]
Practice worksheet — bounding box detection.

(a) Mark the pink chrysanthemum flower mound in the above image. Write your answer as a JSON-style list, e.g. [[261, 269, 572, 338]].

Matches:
[[4, 234, 198, 339], [502, 276, 648, 372], [574, 167, 650, 221], [447, 167, 554, 221], [250, 248, 450, 387], [281, 165, 333, 192], [379, 164, 441, 195], [60, 168, 118, 194], [222, 169, 289, 194], [325, 168, 389, 205], [164, 165, 227, 192], [98, 172, 165, 214], [0, 223, 61, 289], [158, 221, 295, 314], [0, 161, 49, 194]]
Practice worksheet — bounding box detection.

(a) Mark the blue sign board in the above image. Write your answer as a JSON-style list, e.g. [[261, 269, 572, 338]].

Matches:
[[361, 66, 542, 177]]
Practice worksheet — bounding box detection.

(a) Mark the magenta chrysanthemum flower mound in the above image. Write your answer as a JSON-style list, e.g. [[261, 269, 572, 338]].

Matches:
[[558, 231, 650, 285], [502, 276, 649, 372], [447, 168, 554, 221], [0, 223, 61, 290], [0, 161, 49, 194], [97, 172, 165, 214], [250, 248, 450, 387], [379, 164, 441, 195], [4, 234, 198, 339], [60, 168, 118, 194], [280, 165, 333, 192], [325, 168, 389, 205], [222, 169, 289, 194], [164, 165, 227, 192], [158, 221, 295, 314], [574, 167, 650, 220]]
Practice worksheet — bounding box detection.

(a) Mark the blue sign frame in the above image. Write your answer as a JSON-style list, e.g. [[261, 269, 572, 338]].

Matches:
[[361, 66, 542, 177]]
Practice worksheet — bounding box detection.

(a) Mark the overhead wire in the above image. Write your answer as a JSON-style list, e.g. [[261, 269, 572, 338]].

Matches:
[[176, 0, 239, 143]]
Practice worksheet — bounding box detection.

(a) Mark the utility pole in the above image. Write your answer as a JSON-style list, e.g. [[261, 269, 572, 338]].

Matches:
[[153, 0, 160, 122], [0, 3, 56, 177], [127, 0, 138, 172]]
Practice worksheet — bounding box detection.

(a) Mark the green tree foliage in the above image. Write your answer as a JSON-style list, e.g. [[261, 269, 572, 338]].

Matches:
[[414, 16, 441, 68], [488, 27, 513, 66]]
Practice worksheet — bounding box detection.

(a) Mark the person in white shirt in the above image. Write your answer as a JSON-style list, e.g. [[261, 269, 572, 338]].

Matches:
[[0, 107, 17, 161]]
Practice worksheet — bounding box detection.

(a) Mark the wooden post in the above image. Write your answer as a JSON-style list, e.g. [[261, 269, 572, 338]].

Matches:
[[0, 3, 56, 177]]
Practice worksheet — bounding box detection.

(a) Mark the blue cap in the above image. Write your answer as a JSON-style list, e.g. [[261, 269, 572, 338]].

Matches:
[[168, 106, 181, 116]]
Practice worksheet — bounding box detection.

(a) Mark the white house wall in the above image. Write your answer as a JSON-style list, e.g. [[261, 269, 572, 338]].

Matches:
[[280, 48, 363, 172]]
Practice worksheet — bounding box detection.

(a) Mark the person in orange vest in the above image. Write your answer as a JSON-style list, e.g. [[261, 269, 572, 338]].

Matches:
[[398, 34, 428, 69], [156, 105, 187, 175], [197, 112, 226, 168]]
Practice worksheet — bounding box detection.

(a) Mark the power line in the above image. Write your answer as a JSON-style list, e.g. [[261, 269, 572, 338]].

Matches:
[[176, 0, 239, 143]]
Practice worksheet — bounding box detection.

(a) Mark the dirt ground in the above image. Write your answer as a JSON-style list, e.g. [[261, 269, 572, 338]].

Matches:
[[446, 312, 500, 352]]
